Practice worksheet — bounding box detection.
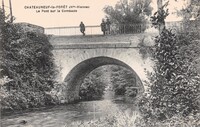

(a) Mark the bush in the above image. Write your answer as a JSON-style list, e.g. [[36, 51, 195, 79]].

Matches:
[[139, 2, 200, 122], [0, 9, 58, 110], [79, 68, 106, 101], [125, 87, 138, 97], [139, 28, 200, 121], [110, 66, 137, 97]]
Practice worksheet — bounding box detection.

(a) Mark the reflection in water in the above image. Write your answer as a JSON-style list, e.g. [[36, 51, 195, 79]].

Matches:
[[1, 99, 139, 127]]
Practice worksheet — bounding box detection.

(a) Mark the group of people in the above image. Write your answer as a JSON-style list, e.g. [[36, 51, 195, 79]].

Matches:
[[100, 19, 111, 35], [79, 18, 111, 36]]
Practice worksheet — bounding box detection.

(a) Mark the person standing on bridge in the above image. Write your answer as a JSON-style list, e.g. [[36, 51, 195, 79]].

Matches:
[[106, 18, 111, 35], [100, 19, 106, 35], [79, 22, 85, 36]]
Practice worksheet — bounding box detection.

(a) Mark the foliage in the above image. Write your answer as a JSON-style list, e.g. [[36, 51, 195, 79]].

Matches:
[[103, 0, 153, 25], [139, 29, 200, 121], [174, 0, 200, 34], [135, 113, 200, 127], [150, 1, 169, 32], [125, 86, 138, 98], [139, 2, 200, 121], [79, 67, 107, 101], [0, 9, 58, 110], [79, 65, 139, 101], [175, 0, 200, 21], [110, 66, 137, 97]]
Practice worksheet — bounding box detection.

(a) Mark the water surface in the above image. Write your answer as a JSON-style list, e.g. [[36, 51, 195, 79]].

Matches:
[[1, 99, 138, 127]]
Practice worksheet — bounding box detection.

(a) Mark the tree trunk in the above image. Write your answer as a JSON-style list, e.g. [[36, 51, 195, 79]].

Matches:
[[157, 0, 163, 10], [157, 0, 165, 34]]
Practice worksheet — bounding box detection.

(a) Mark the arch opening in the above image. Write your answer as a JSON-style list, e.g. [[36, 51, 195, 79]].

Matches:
[[63, 56, 144, 102]]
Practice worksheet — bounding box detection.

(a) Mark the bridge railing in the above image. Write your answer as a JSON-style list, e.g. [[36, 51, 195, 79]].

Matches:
[[114, 24, 146, 34], [45, 24, 151, 36], [116, 21, 200, 34], [44, 20, 200, 36], [45, 25, 102, 36]]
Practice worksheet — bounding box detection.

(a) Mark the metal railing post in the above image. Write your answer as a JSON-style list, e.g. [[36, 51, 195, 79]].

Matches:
[[91, 27, 92, 35]]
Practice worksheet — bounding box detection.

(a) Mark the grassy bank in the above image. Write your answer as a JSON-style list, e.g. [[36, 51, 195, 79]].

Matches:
[[68, 111, 200, 127]]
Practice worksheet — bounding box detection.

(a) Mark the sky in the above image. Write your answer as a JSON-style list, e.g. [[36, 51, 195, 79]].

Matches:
[[2, 0, 189, 28]]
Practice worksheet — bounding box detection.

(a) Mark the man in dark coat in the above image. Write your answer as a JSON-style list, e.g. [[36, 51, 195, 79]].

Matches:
[[79, 22, 85, 36], [106, 18, 111, 35], [100, 20, 106, 35]]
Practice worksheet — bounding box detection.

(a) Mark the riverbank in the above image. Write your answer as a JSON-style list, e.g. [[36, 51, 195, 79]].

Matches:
[[1, 95, 138, 115], [1, 99, 139, 127]]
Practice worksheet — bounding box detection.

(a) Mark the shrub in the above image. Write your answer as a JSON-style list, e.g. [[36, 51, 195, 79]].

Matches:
[[139, 27, 200, 122], [0, 9, 58, 110], [139, 2, 200, 122]]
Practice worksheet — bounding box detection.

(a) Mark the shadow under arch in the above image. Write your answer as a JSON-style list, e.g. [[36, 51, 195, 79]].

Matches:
[[64, 56, 144, 102]]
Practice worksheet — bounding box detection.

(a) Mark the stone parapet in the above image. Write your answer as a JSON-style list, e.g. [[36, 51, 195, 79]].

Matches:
[[15, 22, 44, 33]]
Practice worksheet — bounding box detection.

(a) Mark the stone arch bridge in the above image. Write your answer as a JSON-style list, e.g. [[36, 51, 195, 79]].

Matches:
[[50, 35, 154, 103]]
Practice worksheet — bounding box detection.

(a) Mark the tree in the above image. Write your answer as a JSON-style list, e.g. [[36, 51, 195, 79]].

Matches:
[[110, 66, 137, 96], [151, 0, 169, 34], [103, 0, 153, 25], [139, 2, 200, 122], [157, 0, 165, 33], [176, 0, 200, 21], [0, 9, 58, 110], [175, 0, 200, 34], [79, 67, 107, 100], [79, 65, 139, 100]]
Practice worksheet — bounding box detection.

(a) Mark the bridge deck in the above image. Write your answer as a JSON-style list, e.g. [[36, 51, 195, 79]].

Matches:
[[50, 33, 156, 44], [50, 33, 157, 49]]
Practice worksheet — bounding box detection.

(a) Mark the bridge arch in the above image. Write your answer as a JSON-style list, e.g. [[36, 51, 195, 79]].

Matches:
[[62, 56, 144, 102]]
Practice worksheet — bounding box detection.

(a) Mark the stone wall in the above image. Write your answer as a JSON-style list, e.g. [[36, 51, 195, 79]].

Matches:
[[51, 43, 154, 103], [15, 22, 44, 33]]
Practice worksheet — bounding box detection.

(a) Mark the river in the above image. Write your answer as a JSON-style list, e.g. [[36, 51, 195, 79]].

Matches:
[[1, 97, 139, 127]]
